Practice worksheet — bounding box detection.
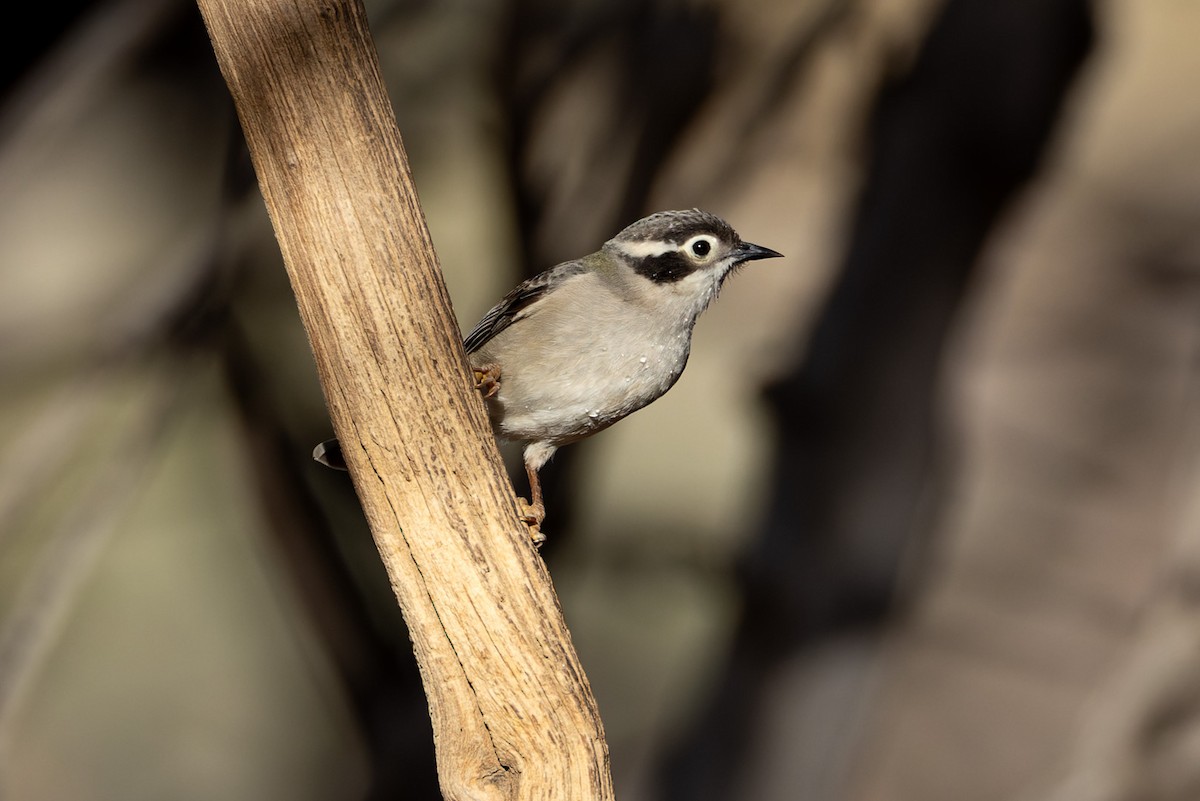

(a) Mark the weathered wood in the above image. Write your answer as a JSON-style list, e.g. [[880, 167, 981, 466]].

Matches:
[[195, 1, 614, 798]]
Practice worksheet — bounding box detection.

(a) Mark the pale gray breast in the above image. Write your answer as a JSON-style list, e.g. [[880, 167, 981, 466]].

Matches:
[[470, 271, 695, 443]]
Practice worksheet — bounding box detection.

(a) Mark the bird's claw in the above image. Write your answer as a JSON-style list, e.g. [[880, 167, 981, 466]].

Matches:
[[517, 498, 546, 546], [473, 364, 502, 399]]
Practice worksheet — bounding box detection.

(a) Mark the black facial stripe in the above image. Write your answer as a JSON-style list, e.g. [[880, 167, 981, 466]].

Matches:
[[633, 251, 696, 283]]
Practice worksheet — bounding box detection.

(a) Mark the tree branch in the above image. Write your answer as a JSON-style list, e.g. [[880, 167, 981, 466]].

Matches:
[[194, 1, 614, 798]]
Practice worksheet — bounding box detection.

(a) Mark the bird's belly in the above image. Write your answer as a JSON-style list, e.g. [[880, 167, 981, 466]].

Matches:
[[476, 341, 688, 445]]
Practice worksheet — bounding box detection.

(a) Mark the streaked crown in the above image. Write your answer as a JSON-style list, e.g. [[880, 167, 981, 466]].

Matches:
[[611, 209, 738, 248]]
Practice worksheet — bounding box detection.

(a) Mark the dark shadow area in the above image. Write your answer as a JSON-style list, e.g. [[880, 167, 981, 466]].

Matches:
[[658, 1, 1095, 798]]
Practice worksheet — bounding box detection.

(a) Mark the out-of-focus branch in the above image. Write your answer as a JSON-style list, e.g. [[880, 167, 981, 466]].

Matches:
[[0, 0, 183, 153], [195, 1, 614, 798]]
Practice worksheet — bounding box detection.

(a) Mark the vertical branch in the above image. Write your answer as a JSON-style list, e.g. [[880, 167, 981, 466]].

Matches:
[[194, 1, 614, 799]]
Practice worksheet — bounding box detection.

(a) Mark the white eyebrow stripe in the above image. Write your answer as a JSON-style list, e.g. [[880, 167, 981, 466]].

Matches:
[[612, 239, 679, 259]]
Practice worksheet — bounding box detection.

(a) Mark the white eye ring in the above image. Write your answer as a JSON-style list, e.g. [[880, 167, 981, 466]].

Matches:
[[686, 235, 716, 260]]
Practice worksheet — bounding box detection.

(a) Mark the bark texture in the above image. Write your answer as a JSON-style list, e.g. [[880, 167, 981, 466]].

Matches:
[[195, 2, 614, 799]]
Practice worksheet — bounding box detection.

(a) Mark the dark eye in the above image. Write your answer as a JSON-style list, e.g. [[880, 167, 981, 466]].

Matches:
[[691, 239, 711, 257]]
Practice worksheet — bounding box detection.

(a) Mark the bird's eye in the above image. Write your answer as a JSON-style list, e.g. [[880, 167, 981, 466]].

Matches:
[[690, 238, 712, 258]]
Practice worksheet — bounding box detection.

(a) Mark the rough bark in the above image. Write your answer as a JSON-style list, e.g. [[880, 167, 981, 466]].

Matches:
[[194, 1, 614, 799]]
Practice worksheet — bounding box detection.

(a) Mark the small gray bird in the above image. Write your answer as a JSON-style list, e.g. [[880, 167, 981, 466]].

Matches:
[[315, 208, 781, 535]]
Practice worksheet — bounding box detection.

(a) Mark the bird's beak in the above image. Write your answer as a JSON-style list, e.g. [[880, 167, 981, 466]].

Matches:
[[735, 241, 783, 263]]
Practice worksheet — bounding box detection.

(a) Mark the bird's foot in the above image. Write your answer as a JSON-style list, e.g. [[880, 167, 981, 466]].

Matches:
[[517, 497, 546, 546], [473, 364, 502, 399]]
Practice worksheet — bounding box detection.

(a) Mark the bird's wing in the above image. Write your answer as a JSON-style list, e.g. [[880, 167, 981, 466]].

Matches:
[[463, 258, 589, 354]]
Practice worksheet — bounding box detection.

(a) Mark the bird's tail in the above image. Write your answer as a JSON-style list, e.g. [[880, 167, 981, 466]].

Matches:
[[312, 438, 348, 471]]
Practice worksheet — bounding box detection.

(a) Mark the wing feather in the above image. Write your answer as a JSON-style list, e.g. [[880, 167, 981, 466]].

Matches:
[[463, 258, 589, 353]]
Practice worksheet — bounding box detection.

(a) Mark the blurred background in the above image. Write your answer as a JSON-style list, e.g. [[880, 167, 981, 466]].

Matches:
[[2, 0, 1199, 799]]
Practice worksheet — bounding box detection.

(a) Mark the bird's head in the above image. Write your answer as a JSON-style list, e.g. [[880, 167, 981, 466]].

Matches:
[[602, 208, 782, 315]]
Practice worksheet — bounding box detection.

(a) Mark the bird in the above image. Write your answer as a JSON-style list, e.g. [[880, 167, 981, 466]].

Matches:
[[314, 208, 781, 539]]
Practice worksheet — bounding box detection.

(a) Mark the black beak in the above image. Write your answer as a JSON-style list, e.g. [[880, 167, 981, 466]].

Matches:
[[735, 241, 783, 263]]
